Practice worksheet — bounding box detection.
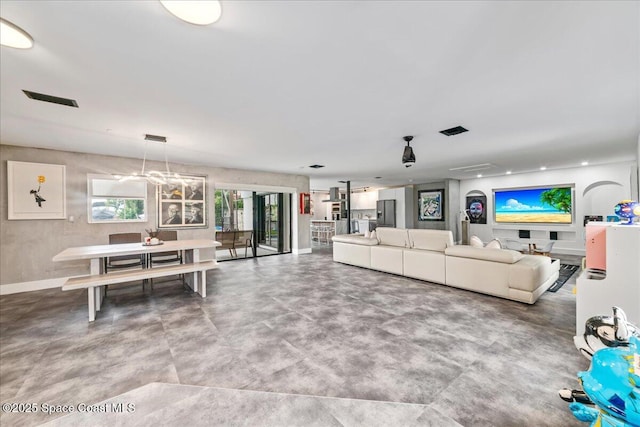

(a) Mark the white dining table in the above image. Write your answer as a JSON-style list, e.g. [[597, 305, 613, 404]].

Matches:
[[53, 239, 220, 316]]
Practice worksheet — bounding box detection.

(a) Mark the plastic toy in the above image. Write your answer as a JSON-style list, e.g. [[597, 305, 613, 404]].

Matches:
[[614, 200, 640, 225], [562, 307, 640, 426], [574, 306, 639, 359]]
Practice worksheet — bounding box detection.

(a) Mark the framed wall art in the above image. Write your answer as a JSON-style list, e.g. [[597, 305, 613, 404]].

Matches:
[[418, 189, 444, 221], [7, 161, 66, 220], [157, 175, 207, 228], [466, 195, 487, 224]]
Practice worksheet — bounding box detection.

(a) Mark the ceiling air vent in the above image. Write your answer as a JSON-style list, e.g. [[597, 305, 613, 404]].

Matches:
[[308, 165, 325, 169], [449, 163, 496, 173], [440, 126, 468, 136], [144, 134, 167, 143], [22, 90, 78, 107]]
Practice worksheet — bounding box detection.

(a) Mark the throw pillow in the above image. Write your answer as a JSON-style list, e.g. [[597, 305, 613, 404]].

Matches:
[[470, 235, 484, 248], [363, 229, 370, 238], [485, 239, 502, 249], [369, 230, 377, 241]]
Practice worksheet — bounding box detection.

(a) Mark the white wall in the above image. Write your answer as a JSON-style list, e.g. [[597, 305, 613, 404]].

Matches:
[[459, 161, 637, 255], [310, 191, 330, 220]]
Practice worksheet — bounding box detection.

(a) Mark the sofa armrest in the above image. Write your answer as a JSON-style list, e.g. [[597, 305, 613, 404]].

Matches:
[[331, 235, 379, 246]]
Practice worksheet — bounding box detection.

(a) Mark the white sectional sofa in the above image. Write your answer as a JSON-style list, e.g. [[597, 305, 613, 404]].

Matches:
[[332, 227, 560, 304]]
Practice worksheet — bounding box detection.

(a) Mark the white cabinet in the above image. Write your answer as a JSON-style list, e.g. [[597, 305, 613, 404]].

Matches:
[[350, 192, 376, 210], [575, 223, 640, 335]]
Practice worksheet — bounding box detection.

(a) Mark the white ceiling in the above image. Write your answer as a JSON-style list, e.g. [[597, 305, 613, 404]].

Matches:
[[1, 1, 638, 192]]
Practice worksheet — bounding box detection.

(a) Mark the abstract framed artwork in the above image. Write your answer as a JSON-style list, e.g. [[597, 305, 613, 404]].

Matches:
[[418, 189, 445, 221], [157, 175, 207, 228], [7, 161, 66, 220]]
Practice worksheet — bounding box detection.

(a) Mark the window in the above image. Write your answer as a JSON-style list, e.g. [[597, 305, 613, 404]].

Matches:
[[88, 175, 147, 223]]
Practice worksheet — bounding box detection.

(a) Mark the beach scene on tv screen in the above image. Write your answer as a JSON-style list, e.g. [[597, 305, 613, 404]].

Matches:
[[494, 187, 572, 223]]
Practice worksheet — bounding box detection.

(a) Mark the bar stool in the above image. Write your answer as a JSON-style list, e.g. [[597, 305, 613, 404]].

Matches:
[[324, 224, 335, 243], [311, 224, 321, 242]]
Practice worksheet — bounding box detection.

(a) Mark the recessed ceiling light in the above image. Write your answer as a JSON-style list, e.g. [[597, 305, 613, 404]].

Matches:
[[581, 161, 589, 166], [506, 171, 512, 175], [308, 164, 325, 169], [477, 174, 482, 178], [0, 18, 33, 49], [160, 1, 222, 25], [540, 166, 547, 171]]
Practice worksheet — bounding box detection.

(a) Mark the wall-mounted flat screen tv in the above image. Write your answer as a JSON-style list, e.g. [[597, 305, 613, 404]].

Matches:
[[494, 185, 573, 224]]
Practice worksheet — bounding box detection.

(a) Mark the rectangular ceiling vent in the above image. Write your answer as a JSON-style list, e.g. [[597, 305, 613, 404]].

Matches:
[[449, 163, 495, 173], [440, 126, 468, 136], [144, 134, 167, 143], [22, 90, 78, 107]]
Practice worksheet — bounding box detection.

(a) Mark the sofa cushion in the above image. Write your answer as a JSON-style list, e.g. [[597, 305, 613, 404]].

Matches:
[[470, 235, 484, 248], [485, 239, 502, 249], [375, 227, 409, 247], [371, 245, 404, 275], [445, 245, 524, 264], [331, 235, 379, 246], [407, 229, 454, 252], [404, 248, 446, 284], [333, 241, 372, 268]]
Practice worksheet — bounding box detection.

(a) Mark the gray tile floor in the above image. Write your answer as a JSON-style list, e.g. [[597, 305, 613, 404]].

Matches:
[[1, 247, 588, 426]]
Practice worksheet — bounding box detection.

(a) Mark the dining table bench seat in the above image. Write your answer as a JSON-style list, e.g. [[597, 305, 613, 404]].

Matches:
[[63, 260, 218, 321]]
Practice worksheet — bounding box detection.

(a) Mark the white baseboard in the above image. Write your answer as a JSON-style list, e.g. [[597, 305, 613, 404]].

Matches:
[[293, 248, 312, 255], [0, 277, 66, 295]]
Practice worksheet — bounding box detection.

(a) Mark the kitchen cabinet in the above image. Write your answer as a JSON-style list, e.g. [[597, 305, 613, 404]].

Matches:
[[350, 191, 377, 210]]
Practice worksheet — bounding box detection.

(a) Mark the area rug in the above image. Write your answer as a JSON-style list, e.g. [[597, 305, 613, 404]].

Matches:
[[547, 263, 580, 292]]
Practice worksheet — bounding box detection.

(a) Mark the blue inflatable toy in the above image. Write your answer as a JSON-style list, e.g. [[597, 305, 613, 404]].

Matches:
[[568, 335, 640, 426]]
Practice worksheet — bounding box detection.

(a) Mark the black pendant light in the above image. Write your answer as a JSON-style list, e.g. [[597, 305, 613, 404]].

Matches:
[[402, 135, 415, 167]]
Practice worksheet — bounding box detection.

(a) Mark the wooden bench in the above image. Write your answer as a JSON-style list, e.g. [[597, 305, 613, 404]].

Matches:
[[62, 260, 218, 321]]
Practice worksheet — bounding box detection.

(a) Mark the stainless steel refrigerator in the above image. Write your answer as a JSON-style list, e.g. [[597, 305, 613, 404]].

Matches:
[[376, 200, 396, 227]]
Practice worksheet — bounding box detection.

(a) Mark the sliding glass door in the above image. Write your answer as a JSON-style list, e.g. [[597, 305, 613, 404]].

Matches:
[[254, 192, 291, 256], [214, 188, 290, 260]]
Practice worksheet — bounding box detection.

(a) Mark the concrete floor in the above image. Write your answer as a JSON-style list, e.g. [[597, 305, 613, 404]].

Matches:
[[1, 247, 587, 426]]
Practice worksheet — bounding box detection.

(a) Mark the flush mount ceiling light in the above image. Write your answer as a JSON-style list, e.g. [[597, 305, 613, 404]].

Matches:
[[0, 18, 34, 49], [160, 1, 222, 25], [402, 136, 415, 168]]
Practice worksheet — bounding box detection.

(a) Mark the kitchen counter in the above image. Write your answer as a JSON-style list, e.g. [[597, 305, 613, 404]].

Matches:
[[354, 218, 376, 233], [311, 219, 348, 236]]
